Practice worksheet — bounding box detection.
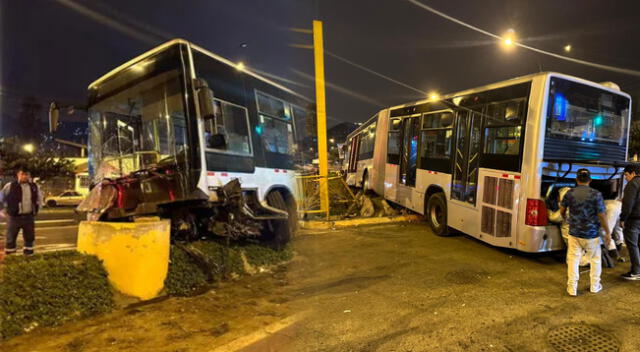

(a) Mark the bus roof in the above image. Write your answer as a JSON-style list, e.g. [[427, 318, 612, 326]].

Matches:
[[88, 38, 311, 102], [388, 71, 631, 111]]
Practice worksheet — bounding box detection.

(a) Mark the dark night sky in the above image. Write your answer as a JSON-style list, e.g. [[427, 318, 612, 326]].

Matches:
[[2, 0, 640, 138]]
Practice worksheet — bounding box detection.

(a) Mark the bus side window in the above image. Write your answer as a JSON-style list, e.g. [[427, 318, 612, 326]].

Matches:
[[204, 99, 252, 156], [387, 118, 401, 164], [419, 111, 454, 172]]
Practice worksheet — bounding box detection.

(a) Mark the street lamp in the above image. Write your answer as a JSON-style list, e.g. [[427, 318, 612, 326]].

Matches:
[[22, 144, 34, 153], [329, 138, 335, 144], [429, 92, 440, 101], [564, 44, 572, 53], [501, 29, 516, 51]]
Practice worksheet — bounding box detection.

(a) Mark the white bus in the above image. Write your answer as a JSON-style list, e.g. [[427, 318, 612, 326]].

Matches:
[[345, 72, 631, 252], [343, 115, 383, 192], [57, 39, 312, 244]]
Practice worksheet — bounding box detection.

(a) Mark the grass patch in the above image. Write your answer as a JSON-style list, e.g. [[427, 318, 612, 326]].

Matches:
[[0, 250, 113, 339], [164, 240, 292, 297], [241, 244, 293, 268]]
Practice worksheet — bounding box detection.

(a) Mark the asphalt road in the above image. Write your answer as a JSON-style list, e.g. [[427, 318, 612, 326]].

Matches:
[[3, 221, 640, 352], [0, 208, 78, 252]]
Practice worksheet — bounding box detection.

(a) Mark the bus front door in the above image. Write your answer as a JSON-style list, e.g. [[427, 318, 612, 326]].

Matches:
[[451, 110, 481, 205]]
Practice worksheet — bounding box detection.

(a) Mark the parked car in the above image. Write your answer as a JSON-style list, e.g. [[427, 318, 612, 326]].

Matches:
[[45, 190, 84, 207]]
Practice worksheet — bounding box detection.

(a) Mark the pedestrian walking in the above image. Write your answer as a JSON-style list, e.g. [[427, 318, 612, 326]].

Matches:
[[559, 169, 612, 296], [0, 168, 42, 255], [619, 163, 640, 280]]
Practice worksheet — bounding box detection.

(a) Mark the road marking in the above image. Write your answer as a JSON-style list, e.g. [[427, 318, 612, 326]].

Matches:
[[208, 313, 306, 352], [37, 244, 76, 252], [37, 225, 79, 231]]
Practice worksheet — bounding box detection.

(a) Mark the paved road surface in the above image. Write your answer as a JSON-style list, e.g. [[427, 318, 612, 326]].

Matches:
[[0, 208, 78, 252], [4, 222, 640, 352]]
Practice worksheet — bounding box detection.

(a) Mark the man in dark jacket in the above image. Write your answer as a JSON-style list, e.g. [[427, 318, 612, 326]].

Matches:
[[0, 168, 41, 255], [620, 164, 640, 280]]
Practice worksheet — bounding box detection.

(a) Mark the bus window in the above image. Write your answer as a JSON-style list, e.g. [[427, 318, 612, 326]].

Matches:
[[484, 126, 522, 155], [256, 91, 296, 156], [359, 122, 376, 160], [204, 99, 252, 155], [419, 111, 453, 172], [387, 118, 401, 164]]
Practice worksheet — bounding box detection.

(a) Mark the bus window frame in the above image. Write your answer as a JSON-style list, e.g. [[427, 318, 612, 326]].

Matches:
[[358, 120, 377, 160], [418, 109, 455, 173], [204, 97, 254, 157], [479, 97, 528, 172], [387, 117, 403, 165], [254, 89, 297, 156]]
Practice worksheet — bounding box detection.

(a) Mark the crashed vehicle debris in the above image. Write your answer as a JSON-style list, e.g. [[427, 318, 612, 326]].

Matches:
[[62, 39, 308, 245]]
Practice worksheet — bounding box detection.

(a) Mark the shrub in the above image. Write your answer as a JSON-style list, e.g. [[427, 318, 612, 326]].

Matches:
[[163, 245, 209, 297], [164, 241, 292, 297], [0, 251, 113, 339]]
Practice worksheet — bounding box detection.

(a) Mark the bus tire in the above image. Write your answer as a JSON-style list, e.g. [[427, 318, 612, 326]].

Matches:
[[265, 190, 297, 248], [46, 200, 57, 207], [426, 192, 449, 236]]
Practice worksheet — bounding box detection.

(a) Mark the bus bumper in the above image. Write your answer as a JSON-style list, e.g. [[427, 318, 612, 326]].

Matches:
[[517, 225, 565, 253]]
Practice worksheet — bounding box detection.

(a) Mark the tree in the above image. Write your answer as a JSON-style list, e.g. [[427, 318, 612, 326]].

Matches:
[[0, 138, 74, 180]]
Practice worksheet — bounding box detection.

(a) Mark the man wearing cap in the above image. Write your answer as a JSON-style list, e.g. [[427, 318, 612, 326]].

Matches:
[[559, 168, 612, 296], [620, 164, 640, 280], [0, 168, 42, 255]]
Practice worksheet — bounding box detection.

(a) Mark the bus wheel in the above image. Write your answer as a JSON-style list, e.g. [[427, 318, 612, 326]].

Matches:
[[265, 191, 297, 248], [426, 192, 449, 236]]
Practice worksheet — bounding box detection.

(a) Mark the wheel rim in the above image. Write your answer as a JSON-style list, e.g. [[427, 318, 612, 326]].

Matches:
[[430, 203, 444, 228]]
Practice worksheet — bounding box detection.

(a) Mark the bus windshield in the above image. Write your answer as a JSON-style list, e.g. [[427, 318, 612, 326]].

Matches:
[[88, 69, 188, 179], [546, 78, 629, 145]]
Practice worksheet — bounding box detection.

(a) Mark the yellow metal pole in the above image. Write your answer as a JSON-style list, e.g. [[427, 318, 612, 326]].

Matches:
[[313, 20, 330, 219]]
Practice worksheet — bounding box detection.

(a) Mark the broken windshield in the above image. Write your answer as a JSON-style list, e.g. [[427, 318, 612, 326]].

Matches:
[[88, 69, 188, 180]]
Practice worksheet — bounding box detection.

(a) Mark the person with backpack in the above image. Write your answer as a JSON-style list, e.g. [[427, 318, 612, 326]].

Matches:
[[0, 167, 42, 255], [559, 169, 612, 296], [619, 163, 640, 280]]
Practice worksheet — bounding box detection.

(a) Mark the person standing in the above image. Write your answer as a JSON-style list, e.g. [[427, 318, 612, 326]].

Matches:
[[560, 169, 612, 296], [0, 168, 42, 255], [619, 164, 640, 280]]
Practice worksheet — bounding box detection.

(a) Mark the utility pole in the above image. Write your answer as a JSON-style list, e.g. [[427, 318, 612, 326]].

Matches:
[[312, 20, 330, 218]]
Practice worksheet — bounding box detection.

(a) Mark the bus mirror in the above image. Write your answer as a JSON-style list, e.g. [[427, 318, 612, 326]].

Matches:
[[441, 112, 454, 127], [49, 102, 59, 133], [195, 78, 215, 119]]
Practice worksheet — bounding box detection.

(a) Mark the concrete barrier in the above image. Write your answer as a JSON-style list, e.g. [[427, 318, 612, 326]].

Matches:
[[77, 219, 170, 300]]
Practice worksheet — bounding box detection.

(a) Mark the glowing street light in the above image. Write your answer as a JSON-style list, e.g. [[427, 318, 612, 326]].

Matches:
[[236, 62, 245, 71], [329, 138, 335, 144], [501, 29, 516, 50], [564, 44, 572, 53], [429, 92, 440, 101], [22, 144, 35, 153]]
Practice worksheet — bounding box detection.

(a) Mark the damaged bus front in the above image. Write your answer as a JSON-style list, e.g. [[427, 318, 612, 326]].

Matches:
[[64, 40, 308, 244]]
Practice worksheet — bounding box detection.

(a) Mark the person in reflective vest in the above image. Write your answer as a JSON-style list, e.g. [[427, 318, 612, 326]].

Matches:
[[0, 168, 42, 255]]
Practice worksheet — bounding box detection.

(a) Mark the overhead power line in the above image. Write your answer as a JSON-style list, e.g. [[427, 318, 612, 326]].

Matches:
[[406, 0, 640, 77], [325, 51, 427, 95]]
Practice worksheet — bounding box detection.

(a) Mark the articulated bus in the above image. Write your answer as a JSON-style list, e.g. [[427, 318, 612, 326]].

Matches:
[[344, 72, 631, 252], [60, 39, 312, 243]]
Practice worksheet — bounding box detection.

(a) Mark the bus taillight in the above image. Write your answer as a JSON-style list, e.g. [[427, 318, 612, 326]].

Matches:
[[525, 199, 548, 226]]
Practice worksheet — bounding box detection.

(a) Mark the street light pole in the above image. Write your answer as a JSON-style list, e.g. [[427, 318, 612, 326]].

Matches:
[[312, 20, 330, 218]]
